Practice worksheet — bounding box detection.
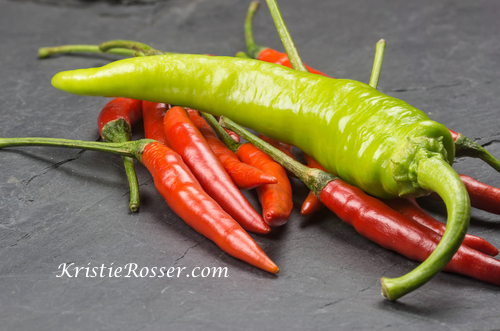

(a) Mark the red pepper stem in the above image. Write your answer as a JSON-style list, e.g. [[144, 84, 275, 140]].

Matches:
[[454, 133, 500, 173], [38, 44, 137, 59], [369, 39, 386, 89], [0, 137, 155, 163], [380, 157, 470, 300], [264, 0, 308, 72], [220, 116, 335, 193], [99, 40, 166, 56], [245, 1, 269, 59], [201, 112, 242, 153]]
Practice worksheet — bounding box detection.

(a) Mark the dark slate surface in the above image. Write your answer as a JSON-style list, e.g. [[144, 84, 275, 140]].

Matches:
[[1, 0, 500, 330]]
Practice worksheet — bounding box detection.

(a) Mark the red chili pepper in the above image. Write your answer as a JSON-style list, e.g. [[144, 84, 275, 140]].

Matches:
[[98, 97, 143, 212], [383, 197, 498, 256], [142, 101, 170, 145], [186, 108, 278, 190], [141, 141, 278, 273], [301, 155, 499, 256], [245, 1, 330, 77], [319, 180, 500, 286], [0, 136, 279, 274], [163, 106, 270, 234], [222, 115, 500, 300], [426, 174, 500, 215], [459, 174, 500, 215], [237, 143, 293, 226], [300, 153, 325, 216], [203, 113, 293, 227]]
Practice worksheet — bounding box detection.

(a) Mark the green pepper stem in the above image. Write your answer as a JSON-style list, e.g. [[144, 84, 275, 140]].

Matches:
[[235, 51, 251, 58], [201, 112, 243, 153], [454, 133, 500, 174], [99, 40, 166, 56], [0, 137, 155, 163], [121, 155, 140, 212], [265, 0, 308, 72], [245, 1, 268, 59], [38, 45, 137, 59], [220, 116, 335, 194], [101, 118, 140, 213], [369, 39, 386, 89], [380, 156, 470, 300]]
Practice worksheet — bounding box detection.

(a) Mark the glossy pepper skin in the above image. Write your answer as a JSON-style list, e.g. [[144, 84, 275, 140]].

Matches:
[[427, 174, 500, 215], [141, 141, 278, 273], [186, 108, 278, 190], [383, 197, 498, 256], [51, 54, 469, 300], [237, 143, 293, 227], [163, 106, 270, 234], [142, 101, 170, 145], [51, 54, 455, 198]]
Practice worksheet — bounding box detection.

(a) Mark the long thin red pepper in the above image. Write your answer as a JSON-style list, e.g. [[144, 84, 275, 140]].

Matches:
[[302, 154, 499, 256], [142, 101, 170, 145], [383, 197, 498, 256], [0, 137, 279, 274], [221, 116, 500, 298], [163, 106, 271, 234], [98, 97, 143, 212], [141, 142, 278, 273], [202, 113, 293, 227], [302, 153, 499, 256], [245, 1, 330, 77], [426, 173, 500, 215], [320, 181, 500, 285], [186, 108, 278, 190]]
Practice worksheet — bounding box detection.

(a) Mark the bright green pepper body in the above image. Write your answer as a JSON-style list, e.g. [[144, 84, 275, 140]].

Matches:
[[52, 54, 454, 199]]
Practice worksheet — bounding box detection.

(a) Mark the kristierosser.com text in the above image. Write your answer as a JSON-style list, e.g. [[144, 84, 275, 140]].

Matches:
[[56, 263, 229, 278]]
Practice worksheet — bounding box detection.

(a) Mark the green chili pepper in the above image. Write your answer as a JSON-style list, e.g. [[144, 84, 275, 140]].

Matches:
[[51, 53, 470, 300]]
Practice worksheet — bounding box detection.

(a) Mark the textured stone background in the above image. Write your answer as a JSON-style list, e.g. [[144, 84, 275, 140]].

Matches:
[[1, 0, 499, 330]]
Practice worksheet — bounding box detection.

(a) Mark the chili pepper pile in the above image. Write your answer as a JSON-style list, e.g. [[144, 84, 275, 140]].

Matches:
[[2, 0, 500, 301]]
